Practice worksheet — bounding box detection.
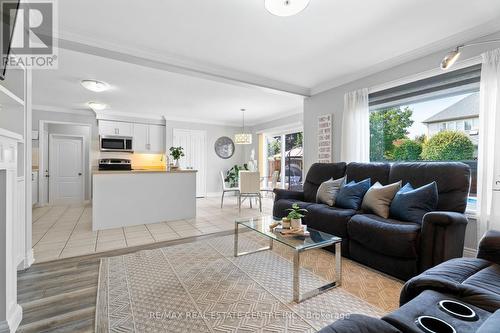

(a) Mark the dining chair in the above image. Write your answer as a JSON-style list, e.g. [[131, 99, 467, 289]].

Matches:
[[220, 170, 239, 208], [261, 170, 279, 197], [238, 171, 262, 213]]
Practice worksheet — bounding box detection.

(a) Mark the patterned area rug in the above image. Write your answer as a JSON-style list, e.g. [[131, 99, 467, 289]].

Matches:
[[96, 233, 399, 332]]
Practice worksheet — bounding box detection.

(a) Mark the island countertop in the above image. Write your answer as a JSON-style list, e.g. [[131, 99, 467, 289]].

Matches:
[[92, 167, 197, 175]]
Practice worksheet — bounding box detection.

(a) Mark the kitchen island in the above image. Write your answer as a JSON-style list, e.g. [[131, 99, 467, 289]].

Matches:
[[92, 168, 197, 230]]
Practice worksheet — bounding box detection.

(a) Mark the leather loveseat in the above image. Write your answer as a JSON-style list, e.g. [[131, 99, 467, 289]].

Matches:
[[273, 162, 471, 280], [318, 230, 500, 333]]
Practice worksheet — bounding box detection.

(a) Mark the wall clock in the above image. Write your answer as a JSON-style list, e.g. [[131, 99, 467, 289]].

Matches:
[[214, 136, 235, 159]]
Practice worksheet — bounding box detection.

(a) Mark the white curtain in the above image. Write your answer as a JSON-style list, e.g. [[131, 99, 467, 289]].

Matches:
[[477, 48, 500, 238], [340, 88, 370, 162]]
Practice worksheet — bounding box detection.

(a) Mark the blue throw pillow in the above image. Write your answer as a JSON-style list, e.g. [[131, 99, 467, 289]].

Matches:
[[389, 182, 438, 224], [335, 178, 371, 210]]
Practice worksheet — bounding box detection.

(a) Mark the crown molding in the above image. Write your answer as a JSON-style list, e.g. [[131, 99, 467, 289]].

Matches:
[[33, 104, 96, 116], [310, 19, 500, 95], [55, 31, 311, 97]]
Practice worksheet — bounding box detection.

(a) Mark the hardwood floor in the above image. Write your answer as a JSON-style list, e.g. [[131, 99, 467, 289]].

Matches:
[[17, 230, 233, 333]]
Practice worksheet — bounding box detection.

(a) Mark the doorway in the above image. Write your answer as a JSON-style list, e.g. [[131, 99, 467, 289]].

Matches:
[[48, 135, 85, 204], [173, 129, 207, 197], [263, 130, 304, 190]]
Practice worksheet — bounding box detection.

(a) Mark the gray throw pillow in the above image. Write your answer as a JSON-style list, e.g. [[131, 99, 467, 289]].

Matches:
[[316, 176, 346, 206], [361, 181, 402, 218]]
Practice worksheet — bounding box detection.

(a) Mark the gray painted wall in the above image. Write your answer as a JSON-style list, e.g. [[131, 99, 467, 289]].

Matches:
[[303, 31, 500, 250]]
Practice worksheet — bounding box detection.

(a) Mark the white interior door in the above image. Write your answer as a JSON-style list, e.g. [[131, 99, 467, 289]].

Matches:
[[49, 135, 84, 204], [173, 129, 206, 197]]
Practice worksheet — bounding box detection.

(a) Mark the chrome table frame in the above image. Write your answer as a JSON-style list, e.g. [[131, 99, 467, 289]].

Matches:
[[234, 221, 342, 303]]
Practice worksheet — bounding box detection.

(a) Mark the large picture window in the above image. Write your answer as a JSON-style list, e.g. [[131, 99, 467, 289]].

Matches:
[[369, 65, 480, 212]]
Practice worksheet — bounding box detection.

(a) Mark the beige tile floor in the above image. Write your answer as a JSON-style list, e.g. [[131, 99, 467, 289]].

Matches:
[[32, 196, 274, 263]]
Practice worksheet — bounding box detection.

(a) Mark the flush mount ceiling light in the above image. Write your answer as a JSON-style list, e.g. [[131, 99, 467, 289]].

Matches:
[[80, 79, 110, 92], [87, 102, 107, 111], [235, 109, 252, 145], [441, 39, 500, 70], [265, 0, 310, 17]]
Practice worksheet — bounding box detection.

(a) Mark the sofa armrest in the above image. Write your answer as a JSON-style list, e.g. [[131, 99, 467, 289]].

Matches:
[[273, 188, 304, 202], [419, 211, 469, 273], [477, 230, 500, 265], [318, 314, 401, 333]]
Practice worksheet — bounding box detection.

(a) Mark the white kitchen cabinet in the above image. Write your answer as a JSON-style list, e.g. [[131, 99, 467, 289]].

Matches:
[[99, 120, 133, 137], [132, 123, 149, 152], [133, 123, 165, 153], [148, 125, 165, 153]]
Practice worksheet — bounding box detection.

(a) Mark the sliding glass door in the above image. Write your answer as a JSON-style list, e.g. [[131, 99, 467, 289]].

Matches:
[[264, 131, 303, 190]]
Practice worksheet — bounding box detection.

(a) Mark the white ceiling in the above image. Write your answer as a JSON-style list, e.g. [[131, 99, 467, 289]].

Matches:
[[57, 0, 500, 92], [33, 0, 500, 124], [32, 49, 303, 126]]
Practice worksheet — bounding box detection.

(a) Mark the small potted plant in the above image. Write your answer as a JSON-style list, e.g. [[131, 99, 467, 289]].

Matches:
[[281, 216, 291, 229], [169, 146, 184, 168], [286, 203, 308, 229]]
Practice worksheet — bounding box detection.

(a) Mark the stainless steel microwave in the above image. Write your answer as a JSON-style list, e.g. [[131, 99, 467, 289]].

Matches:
[[100, 136, 133, 152]]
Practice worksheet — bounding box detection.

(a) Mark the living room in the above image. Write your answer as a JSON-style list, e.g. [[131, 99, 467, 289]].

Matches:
[[1, 1, 500, 332]]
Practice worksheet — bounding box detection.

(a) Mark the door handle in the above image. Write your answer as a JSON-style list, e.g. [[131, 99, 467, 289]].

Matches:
[[78, 173, 82, 176]]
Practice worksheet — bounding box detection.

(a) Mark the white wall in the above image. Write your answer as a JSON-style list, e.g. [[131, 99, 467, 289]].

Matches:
[[165, 120, 246, 195]]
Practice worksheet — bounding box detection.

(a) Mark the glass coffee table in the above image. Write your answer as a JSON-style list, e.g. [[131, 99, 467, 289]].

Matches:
[[234, 216, 342, 303]]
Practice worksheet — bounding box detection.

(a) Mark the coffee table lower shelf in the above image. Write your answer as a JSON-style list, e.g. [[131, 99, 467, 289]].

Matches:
[[234, 222, 342, 303]]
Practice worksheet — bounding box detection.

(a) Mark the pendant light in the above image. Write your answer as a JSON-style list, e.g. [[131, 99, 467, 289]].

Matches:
[[235, 109, 252, 145]]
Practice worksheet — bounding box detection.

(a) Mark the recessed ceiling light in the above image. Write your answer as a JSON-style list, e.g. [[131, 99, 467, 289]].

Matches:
[[265, 0, 310, 17], [81, 80, 110, 92], [88, 102, 107, 111]]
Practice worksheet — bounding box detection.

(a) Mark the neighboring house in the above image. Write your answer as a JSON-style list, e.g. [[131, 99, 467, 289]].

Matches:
[[422, 92, 479, 156]]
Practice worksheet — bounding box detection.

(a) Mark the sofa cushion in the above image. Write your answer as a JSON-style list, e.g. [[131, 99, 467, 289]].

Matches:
[[336, 179, 371, 210], [303, 163, 347, 203], [306, 204, 357, 238], [362, 181, 401, 218], [348, 214, 421, 259], [346, 162, 391, 185], [273, 199, 315, 220], [401, 258, 500, 312], [388, 162, 470, 213], [389, 182, 438, 224], [316, 176, 346, 206]]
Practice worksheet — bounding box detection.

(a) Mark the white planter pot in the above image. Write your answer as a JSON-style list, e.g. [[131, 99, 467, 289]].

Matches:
[[291, 218, 302, 229]]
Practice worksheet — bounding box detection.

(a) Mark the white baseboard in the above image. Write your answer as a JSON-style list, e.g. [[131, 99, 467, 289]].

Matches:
[[0, 304, 22, 333], [463, 247, 478, 258], [23, 249, 35, 269], [205, 192, 222, 198]]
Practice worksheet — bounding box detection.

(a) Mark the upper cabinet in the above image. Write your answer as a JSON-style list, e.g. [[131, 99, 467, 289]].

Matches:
[[133, 123, 165, 153], [98, 120, 165, 153], [148, 125, 165, 153], [98, 120, 133, 137]]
